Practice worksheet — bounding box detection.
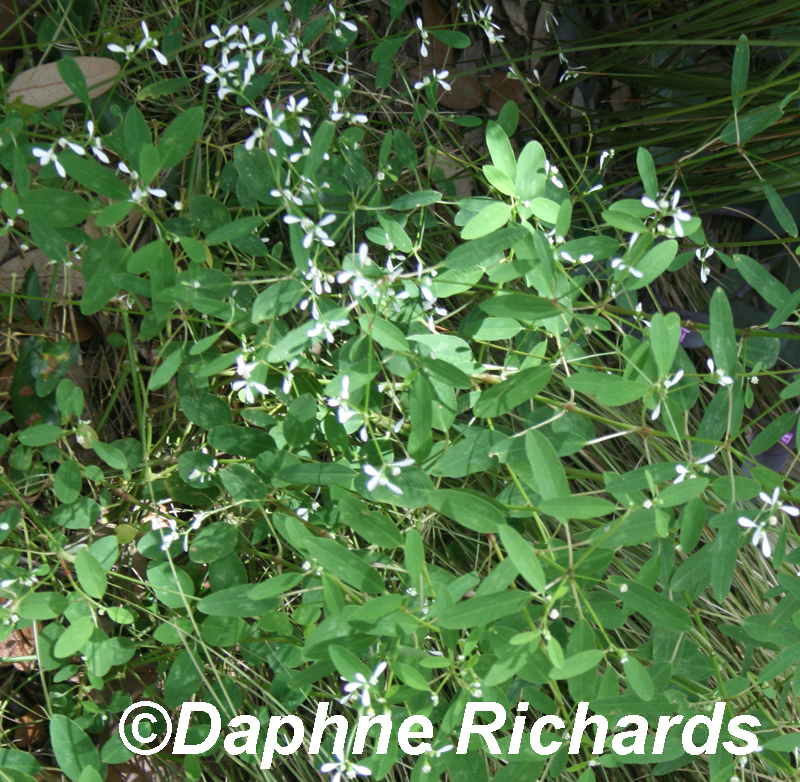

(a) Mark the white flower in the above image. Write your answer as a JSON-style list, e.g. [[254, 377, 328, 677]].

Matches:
[[706, 358, 733, 386], [738, 516, 772, 559], [362, 458, 414, 495], [327, 375, 358, 424], [341, 661, 387, 708], [416, 18, 430, 57], [231, 355, 269, 403], [283, 212, 337, 249], [599, 149, 615, 171], [759, 487, 800, 517], [86, 120, 109, 163], [673, 450, 716, 483], [664, 368, 684, 389], [696, 246, 714, 284], [204, 23, 240, 48], [414, 69, 451, 91], [610, 257, 643, 279], [32, 146, 65, 178], [306, 317, 350, 343], [320, 753, 372, 782], [138, 21, 168, 65]]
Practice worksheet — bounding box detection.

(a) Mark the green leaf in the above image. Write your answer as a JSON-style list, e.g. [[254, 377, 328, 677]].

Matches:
[[636, 147, 658, 199], [124, 105, 150, 166], [18, 424, 62, 446], [461, 201, 512, 239], [498, 525, 546, 591], [302, 537, 385, 594], [731, 34, 749, 112], [390, 190, 442, 210], [147, 561, 194, 608], [623, 657, 654, 701], [650, 312, 681, 377], [437, 591, 532, 629], [749, 411, 796, 455], [549, 650, 605, 680], [762, 183, 798, 238], [614, 578, 691, 632], [734, 253, 790, 308], [148, 346, 184, 391], [479, 293, 561, 322], [429, 28, 471, 48], [720, 102, 784, 144], [339, 495, 403, 548], [158, 106, 204, 169], [442, 226, 527, 270], [249, 572, 306, 600], [197, 584, 277, 616], [711, 521, 740, 601], [59, 151, 130, 200], [430, 427, 506, 478], [486, 120, 516, 180], [539, 496, 617, 520], [429, 488, 505, 533], [358, 314, 409, 352], [709, 286, 737, 376], [188, 522, 239, 563], [54, 616, 95, 657], [277, 462, 355, 486], [18, 189, 90, 227], [57, 57, 91, 105], [757, 640, 800, 683], [525, 430, 569, 501], [252, 279, 304, 322], [18, 591, 69, 620], [629, 239, 678, 289], [205, 216, 263, 246], [74, 550, 107, 599], [49, 715, 102, 782], [474, 366, 552, 418], [482, 165, 516, 197], [602, 209, 647, 233]]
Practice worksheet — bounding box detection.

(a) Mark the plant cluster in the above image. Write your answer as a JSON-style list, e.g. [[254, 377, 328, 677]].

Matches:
[[1, 2, 800, 782]]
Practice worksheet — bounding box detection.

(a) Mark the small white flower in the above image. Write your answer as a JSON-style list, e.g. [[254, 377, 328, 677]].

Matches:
[[738, 516, 772, 559], [231, 355, 269, 403], [320, 754, 372, 782], [414, 69, 451, 91], [759, 487, 800, 517], [341, 661, 388, 708], [706, 358, 733, 386], [362, 458, 414, 495]]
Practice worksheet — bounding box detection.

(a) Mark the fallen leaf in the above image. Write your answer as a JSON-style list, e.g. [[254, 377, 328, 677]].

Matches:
[[438, 70, 483, 110], [15, 710, 44, 747], [0, 249, 86, 299], [8, 56, 120, 108], [422, 0, 454, 68], [484, 72, 536, 120]]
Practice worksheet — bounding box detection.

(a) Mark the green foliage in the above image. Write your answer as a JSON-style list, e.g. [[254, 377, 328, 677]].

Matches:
[[2, 3, 800, 782]]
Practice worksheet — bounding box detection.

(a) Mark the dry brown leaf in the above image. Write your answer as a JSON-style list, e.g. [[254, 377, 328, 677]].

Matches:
[[15, 710, 45, 747], [0, 249, 86, 299], [499, 0, 530, 39], [438, 71, 483, 110], [8, 56, 120, 108], [0, 624, 36, 670], [484, 72, 536, 120], [421, 0, 453, 68]]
